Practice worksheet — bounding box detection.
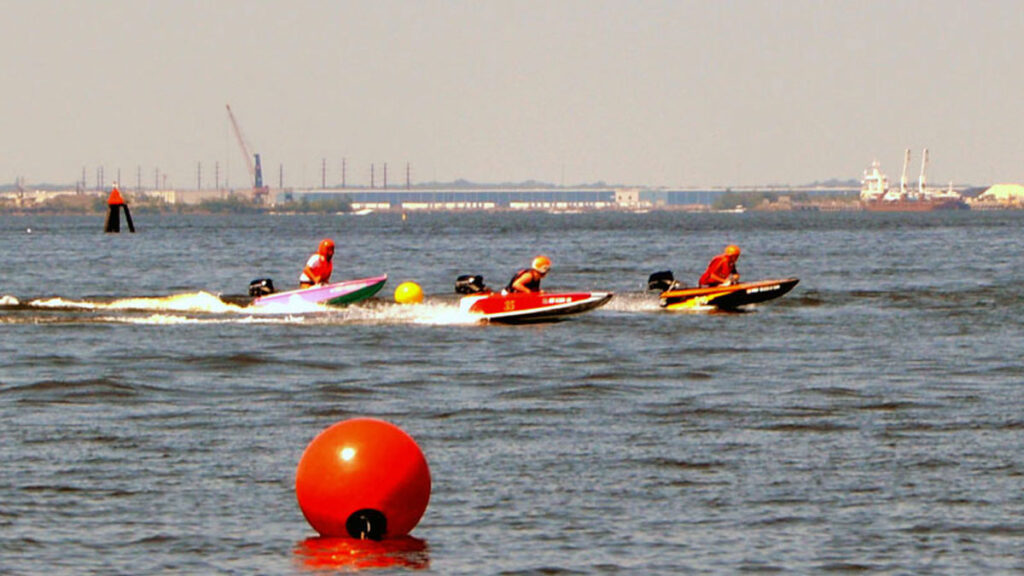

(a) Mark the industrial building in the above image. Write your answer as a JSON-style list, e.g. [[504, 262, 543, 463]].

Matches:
[[277, 185, 858, 211]]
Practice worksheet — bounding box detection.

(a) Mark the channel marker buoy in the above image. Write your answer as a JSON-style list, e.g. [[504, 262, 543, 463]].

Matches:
[[296, 418, 430, 540], [394, 282, 424, 304]]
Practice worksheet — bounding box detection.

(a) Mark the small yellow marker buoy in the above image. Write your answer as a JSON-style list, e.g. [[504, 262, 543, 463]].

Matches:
[[394, 281, 424, 304]]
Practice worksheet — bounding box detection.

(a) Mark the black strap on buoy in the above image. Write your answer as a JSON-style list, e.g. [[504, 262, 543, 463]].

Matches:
[[345, 509, 387, 541]]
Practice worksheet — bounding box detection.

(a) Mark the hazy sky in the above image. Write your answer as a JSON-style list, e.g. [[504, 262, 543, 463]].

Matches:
[[2, 0, 1022, 189]]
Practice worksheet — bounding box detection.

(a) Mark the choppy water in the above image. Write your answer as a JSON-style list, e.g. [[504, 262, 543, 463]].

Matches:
[[2, 210, 1023, 574]]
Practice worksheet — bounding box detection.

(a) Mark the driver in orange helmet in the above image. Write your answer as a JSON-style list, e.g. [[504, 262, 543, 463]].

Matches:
[[506, 256, 551, 293], [299, 238, 335, 288], [699, 245, 741, 287]]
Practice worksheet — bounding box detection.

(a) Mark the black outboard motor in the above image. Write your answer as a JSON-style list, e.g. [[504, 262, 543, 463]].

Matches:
[[455, 274, 487, 294], [647, 270, 676, 292], [249, 278, 275, 297]]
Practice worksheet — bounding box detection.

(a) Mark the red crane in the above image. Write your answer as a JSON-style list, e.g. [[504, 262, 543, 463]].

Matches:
[[225, 104, 269, 202]]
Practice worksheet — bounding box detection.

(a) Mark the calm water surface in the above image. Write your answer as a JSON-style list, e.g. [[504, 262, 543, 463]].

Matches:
[[2, 211, 1023, 574]]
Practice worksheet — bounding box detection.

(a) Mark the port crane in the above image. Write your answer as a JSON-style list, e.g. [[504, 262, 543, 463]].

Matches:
[[225, 104, 269, 202]]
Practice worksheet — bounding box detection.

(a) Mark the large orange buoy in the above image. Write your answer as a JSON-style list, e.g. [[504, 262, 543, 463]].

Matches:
[[296, 418, 431, 540]]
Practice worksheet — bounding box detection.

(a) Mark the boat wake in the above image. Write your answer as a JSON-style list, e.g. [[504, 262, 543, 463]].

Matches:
[[0, 289, 686, 326], [0, 291, 481, 326], [602, 291, 664, 313]]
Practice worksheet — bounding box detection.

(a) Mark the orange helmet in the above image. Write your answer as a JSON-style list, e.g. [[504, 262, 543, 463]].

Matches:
[[724, 244, 741, 257], [532, 255, 551, 274], [318, 238, 335, 256]]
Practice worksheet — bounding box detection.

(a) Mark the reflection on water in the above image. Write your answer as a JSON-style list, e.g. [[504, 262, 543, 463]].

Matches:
[[294, 536, 430, 571]]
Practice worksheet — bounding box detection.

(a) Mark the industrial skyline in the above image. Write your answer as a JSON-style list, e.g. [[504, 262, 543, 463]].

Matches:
[[3, 1, 1023, 189]]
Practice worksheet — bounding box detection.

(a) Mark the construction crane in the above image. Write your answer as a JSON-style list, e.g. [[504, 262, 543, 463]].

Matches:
[[225, 104, 269, 202]]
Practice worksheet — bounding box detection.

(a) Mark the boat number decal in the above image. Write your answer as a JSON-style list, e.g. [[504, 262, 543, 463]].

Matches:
[[747, 284, 781, 294], [504, 301, 515, 311], [542, 297, 571, 305]]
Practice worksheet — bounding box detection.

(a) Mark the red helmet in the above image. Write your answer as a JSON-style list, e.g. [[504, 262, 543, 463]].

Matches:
[[318, 238, 335, 256]]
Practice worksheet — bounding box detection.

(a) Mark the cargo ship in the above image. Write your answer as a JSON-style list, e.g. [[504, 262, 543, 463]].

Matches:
[[860, 149, 968, 211]]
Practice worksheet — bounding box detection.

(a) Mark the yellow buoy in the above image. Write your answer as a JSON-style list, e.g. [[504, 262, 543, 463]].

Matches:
[[394, 281, 424, 304]]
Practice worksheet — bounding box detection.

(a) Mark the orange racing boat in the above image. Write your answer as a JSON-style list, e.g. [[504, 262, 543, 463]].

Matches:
[[649, 271, 798, 311]]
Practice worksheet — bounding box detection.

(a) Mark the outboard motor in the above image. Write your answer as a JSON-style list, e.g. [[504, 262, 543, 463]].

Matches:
[[647, 270, 676, 292], [455, 274, 487, 294], [249, 278, 275, 297]]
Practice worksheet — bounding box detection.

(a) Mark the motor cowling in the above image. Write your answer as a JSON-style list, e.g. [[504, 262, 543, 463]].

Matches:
[[648, 270, 676, 292], [455, 274, 487, 294], [249, 278, 275, 297]]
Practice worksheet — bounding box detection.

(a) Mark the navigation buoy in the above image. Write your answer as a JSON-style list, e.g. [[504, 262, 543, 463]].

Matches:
[[103, 186, 135, 233], [296, 418, 430, 540], [394, 282, 423, 304]]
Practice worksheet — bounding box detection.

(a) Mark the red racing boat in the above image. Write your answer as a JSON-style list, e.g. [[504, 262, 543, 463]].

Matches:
[[459, 290, 613, 323], [455, 274, 612, 323]]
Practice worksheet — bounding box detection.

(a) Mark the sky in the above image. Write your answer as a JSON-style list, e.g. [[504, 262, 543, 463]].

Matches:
[[2, 0, 1022, 189]]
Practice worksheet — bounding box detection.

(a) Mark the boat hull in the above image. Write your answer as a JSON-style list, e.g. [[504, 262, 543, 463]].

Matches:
[[660, 278, 798, 311], [460, 291, 613, 323], [251, 275, 387, 308], [861, 199, 968, 212]]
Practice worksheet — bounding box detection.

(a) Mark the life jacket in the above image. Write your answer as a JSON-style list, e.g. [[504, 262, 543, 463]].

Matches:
[[299, 253, 333, 284], [699, 254, 735, 287], [506, 268, 541, 293]]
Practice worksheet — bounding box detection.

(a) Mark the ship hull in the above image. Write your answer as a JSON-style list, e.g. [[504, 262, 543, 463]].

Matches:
[[861, 199, 968, 212]]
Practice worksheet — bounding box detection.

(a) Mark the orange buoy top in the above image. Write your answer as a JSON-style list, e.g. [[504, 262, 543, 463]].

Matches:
[[107, 187, 125, 206]]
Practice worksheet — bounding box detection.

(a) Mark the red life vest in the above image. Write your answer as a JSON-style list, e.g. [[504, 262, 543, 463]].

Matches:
[[699, 254, 735, 286], [299, 253, 333, 284]]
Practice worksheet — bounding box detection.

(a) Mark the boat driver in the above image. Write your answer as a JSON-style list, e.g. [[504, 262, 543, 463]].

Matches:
[[506, 255, 551, 293], [299, 238, 335, 288], [699, 245, 740, 287]]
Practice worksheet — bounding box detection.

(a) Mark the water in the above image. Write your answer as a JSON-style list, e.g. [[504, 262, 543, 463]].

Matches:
[[2, 211, 1023, 574]]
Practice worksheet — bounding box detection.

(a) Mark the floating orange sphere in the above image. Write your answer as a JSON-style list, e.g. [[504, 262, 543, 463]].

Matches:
[[296, 418, 431, 540], [394, 281, 424, 304]]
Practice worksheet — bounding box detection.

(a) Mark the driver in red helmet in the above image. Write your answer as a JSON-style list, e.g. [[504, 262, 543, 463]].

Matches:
[[506, 256, 551, 294], [299, 238, 335, 288], [699, 245, 741, 287]]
